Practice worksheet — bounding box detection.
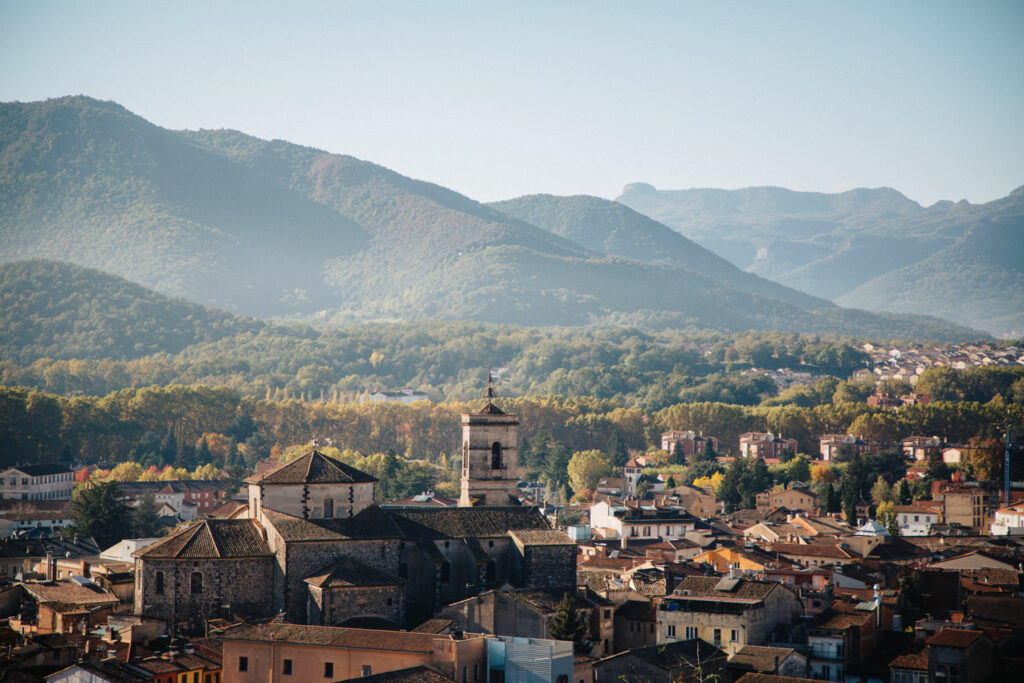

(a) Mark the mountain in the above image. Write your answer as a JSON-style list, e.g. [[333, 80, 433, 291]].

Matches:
[[0, 259, 263, 362], [0, 96, 368, 315], [487, 194, 827, 310], [617, 183, 1024, 336], [0, 96, 980, 339]]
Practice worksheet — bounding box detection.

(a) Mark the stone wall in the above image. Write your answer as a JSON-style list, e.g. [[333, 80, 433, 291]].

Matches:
[[308, 583, 405, 626], [515, 544, 576, 590], [134, 556, 274, 627], [282, 539, 400, 623]]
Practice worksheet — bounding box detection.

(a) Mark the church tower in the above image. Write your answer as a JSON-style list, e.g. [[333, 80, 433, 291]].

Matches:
[[459, 377, 523, 507]]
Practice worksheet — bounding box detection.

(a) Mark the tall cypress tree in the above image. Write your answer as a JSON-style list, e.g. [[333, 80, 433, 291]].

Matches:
[[547, 592, 591, 654]]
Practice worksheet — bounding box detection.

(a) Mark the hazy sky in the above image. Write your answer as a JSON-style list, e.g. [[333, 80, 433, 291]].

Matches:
[[2, 1, 1022, 206]]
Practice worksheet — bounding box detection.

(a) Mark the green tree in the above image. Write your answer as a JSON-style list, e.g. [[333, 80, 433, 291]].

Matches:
[[605, 430, 629, 468], [870, 475, 894, 506], [896, 478, 912, 505], [672, 441, 686, 466], [131, 494, 164, 537], [567, 450, 612, 494], [546, 592, 591, 654], [823, 482, 840, 513], [786, 456, 811, 484], [73, 482, 130, 548]]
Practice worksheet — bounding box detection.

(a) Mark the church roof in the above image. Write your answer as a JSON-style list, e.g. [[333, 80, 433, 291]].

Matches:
[[473, 401, 506, 416], [304, 556, 405, 588], [262, 506, 404, 542], [135, 519, 272, 559], [388, 506, 550, 539], [245, 451, 376, 485]]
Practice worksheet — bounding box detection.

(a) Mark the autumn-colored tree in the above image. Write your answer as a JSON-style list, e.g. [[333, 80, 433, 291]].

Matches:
[[109, 461, 143, 482], [811, 464, 836, 484], [567, 450, 612, 494]]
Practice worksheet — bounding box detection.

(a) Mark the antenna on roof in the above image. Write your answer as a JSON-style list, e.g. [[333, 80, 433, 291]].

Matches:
[[485, 372, 496, 399]]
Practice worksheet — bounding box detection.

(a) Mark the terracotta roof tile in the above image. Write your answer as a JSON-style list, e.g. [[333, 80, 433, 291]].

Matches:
[[246, 451, 376, 485], [135, 519, 271, 559], [304, 556, 404, 588], [222, 623, 482, 652], [927, 628, 984, 648]]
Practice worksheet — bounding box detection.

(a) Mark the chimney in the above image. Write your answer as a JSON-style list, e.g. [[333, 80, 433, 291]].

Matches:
[[620, 535, 628, 550], [45, 552, 54, 582]]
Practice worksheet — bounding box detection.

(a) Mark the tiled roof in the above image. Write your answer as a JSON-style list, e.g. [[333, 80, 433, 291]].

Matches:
[[927, 628, 984, 648], [509, 529, 574, 546], [728, 645, 797, 673], [21, 581, 119, 606], [222, 623, 482, 652], [671, 576, 780, 602], [247, 451, 377, 485], [622, 638, 726, 669], [472, 401, 506, 416], [769, 543, 852, 559], [506, 588, 588, 614], [388, 506, 549, 539], [304, 556, 404, 588], [812, 602, 874, 631], [734, 675, 820, 683], [337, 665, 455, 683], [889, 651, 929, 671], [264, 506, 405, 542], [134, 519, 272, 559], [3, 464, 72, 477]]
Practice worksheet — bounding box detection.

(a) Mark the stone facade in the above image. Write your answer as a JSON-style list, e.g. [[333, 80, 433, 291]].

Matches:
[[306, 583, 404, 626], [459, 399, 523, 507], [134, 556, 274, 627]]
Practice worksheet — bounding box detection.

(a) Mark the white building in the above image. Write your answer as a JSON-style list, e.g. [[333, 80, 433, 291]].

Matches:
[[0, 465, 74, 501], [990, 503, 1024, 536], [588, 501, 697, 541], [894, 502, 941, 536], [363, 388, 430, 404]]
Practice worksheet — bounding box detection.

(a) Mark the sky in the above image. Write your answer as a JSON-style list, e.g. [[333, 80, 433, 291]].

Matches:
[[1, 1, 1022, 206]]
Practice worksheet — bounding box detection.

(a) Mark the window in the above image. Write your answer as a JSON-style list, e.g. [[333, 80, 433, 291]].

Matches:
[[191, 571, 203, 594], [324, 498, 334, 518], [387, 598, 393, 606], [556, 677, 568, 683], [324, 663, 334, 678], [667, 625, 676, 637], [155, 571, 165, 595], [603, 609, 611, 619], [194, 673, 199, 683], [239, 657, 248, 672], [713, 628, 721, 646], [685, 627, 698, 639], [283, 659, 292, 675], [731, 629, 739, 642], [491, 442, 502, 469], [474, 664, 479, 681], [362, 666, 372, 677], [462, 666, 468, 683]]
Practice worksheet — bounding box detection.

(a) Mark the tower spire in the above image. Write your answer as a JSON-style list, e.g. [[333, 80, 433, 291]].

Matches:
[[485, 371, 495, 399]]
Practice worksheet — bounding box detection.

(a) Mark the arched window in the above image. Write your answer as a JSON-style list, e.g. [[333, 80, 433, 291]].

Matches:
[[323, 498, 334, 518], [190, 571, 203, 594], [491, 442, 502, 469], [155, 571, 164, 595]]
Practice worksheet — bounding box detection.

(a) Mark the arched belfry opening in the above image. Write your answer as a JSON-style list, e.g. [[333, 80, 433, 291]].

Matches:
[[459, 373, 521, 507]]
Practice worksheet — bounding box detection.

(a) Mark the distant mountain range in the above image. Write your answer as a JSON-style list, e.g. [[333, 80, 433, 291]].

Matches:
[[617, 183, 1024, 337], [0, 96, 983, 340]]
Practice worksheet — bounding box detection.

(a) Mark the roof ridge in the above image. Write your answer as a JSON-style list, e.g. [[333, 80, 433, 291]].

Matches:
[[305, 451, 317, 480]]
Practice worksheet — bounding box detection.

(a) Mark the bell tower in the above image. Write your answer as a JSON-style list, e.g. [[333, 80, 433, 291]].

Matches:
[[459, 376, 523, 507]]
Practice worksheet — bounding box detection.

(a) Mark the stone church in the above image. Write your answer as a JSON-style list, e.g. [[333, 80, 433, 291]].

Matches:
[[134, 396, 575, 631]]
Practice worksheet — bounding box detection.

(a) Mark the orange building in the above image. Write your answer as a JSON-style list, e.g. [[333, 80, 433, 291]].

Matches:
[[220, 624, 488, 683]]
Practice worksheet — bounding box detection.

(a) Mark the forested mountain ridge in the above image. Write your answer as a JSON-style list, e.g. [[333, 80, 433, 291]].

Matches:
[[0, 96, 368, 315], [617, 183, 1024, 336], [0, 96, 980, 338], [0, 259, 264, 363], [488, 193, 830, 310]]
